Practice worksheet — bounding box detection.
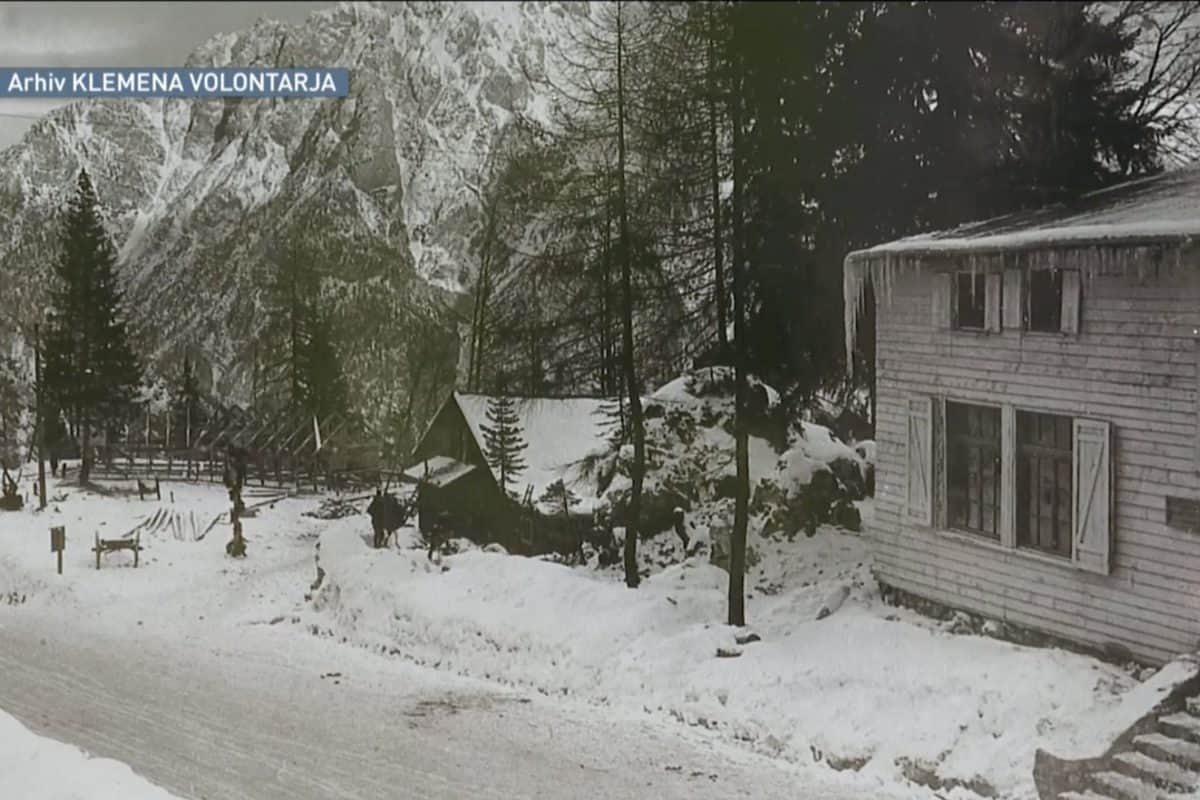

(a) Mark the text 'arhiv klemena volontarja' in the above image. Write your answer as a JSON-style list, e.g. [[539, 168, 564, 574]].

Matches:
[[1, 68, 346, 97]]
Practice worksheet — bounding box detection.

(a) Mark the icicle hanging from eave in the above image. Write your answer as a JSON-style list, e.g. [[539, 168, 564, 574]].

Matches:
[[843, 237, 1199, 378], [844, 250, 926, 377]]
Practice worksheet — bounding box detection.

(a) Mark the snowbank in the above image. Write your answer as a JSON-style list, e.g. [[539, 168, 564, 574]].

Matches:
[[308, 522, 1138, 798], [0, 709, 182, 799]]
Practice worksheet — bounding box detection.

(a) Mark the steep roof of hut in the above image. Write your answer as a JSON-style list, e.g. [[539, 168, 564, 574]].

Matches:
[[453, 393, 614, 511]]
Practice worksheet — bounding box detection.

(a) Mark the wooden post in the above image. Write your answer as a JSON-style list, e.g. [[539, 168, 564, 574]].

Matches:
[[50, 525, 64, 575]]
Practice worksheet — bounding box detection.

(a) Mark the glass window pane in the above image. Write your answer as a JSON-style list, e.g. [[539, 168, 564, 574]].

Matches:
[[1014, 410, 1074, 557]]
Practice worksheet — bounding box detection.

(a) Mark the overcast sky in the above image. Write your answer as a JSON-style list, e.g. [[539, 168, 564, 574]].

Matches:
[[0, 2, 337, 149]]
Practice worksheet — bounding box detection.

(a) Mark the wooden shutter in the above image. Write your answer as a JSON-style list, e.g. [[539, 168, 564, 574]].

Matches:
[[985, 272, 1003, 332], [933, 273, 953, 329], [999, 404, 1017, 548], [907, 397, 933, 526], [1073, 418, 1112, 575], [1003, 268, 1022, 330], [1061, 270, 1081, 335]]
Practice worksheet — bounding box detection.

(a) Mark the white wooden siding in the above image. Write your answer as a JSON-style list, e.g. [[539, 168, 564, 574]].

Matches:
[[872, 267, 1200, 664]]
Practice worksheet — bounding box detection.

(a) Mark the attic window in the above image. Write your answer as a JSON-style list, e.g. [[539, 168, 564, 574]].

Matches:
[[954, 273, 987, 330], [1027, 269, 1063, 332]]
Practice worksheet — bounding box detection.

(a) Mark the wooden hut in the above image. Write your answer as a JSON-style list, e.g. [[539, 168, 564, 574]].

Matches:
[[406, 392, 613, 553], [844, 166, 1200, 665]]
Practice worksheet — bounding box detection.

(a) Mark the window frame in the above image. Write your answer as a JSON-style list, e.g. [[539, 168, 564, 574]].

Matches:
[[1025, 268, 1064, 333], [925, 395, 1112, 575], [1015, 409, 1074, 559], [952, 271, 988, 331], [944, 400, 1003, 540]]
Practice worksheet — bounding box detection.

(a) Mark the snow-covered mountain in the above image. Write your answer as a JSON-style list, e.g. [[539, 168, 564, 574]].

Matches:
[[0, 1, 578, 430]]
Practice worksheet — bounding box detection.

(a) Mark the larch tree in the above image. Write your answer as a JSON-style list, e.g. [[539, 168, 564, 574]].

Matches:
[[43, 169, 142, 483], [262, 223, 351, 428], [170, 354, 206, 449]]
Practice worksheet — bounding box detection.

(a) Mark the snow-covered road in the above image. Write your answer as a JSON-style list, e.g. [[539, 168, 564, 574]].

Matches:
[[0, 612, 896, 800]]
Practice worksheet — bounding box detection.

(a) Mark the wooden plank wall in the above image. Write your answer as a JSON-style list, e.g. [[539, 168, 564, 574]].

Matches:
[[872, 264, 1200, 665]]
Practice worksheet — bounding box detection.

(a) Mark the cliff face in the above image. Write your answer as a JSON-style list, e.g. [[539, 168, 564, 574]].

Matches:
[[0, 1, 574, 432]]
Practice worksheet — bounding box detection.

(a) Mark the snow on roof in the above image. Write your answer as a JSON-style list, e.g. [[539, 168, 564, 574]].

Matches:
[[402, 456, 479, 488], [842, 164, 1200, 371], [454, 393, 613, 509], [846, 164, 1200, 262]]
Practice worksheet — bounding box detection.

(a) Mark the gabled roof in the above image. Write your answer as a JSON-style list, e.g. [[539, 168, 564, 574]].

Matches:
[[452, 392, 614, 510], [846, 164, 1200, 263]]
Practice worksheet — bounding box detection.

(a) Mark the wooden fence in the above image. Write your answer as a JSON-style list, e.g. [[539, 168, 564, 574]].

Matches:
[[83, 407, 398, 493]]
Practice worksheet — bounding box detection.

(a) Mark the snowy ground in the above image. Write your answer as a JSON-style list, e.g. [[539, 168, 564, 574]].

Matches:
[[0, 475, 909, 799], [308, 506, 1190, 800], [1, 707, 182, 800], [0, 474, 1189, 800]]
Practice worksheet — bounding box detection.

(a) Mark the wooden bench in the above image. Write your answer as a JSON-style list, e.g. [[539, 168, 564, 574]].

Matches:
[[93, 531, 141, 569]]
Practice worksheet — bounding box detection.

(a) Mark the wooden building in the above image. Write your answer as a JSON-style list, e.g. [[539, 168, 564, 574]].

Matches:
[[401, 455, 516, 549], [844, 166, 1200, 665], [405, 392, 612, 553]]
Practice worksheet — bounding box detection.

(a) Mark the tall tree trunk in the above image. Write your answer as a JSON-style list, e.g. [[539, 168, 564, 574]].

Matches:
[[615, 1, 644, 589], [469, 209, 497, 392], [707, 5, 728, 351], [727, 33, 748, 627], [468, 265, 485, 392], [80, 413, 91, 484], [600, 191, 614, 394]]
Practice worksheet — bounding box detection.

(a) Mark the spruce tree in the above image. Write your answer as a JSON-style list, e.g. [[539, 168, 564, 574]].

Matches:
[[480, 395, 528, 497], [43, 169, 142, 482]]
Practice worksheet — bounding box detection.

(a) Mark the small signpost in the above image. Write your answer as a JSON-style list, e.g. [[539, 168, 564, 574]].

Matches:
[[50, 525, 65, 575]]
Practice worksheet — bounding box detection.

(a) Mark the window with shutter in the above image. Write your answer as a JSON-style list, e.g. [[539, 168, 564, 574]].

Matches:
[[954, 273, 987, 329], [1025, 268, 1081, 334], [907, 397, 933, 526], [1027, 269, 1063, 332], [1073, 418, 1112, 574]]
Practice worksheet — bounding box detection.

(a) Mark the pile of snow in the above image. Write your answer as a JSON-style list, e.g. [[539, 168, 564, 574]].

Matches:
[[776, 422, 864, 491], [0, 709, 182, 799], [307, 519, 1145, 798], [651, 365, 780, 407], [587, 370, 870, 567]]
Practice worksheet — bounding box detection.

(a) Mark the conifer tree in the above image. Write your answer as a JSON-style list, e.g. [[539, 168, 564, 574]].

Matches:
[[171, 354, 206, 449], [480, 395, 528, 496], [0, 355, 21, 470], [262, 227, 351, 426], [43, 169, 142, 482], [539, 478, 580, 518]]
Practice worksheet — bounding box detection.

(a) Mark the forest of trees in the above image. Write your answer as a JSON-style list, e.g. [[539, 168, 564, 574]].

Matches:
[[461, 0, 1198, 606]]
